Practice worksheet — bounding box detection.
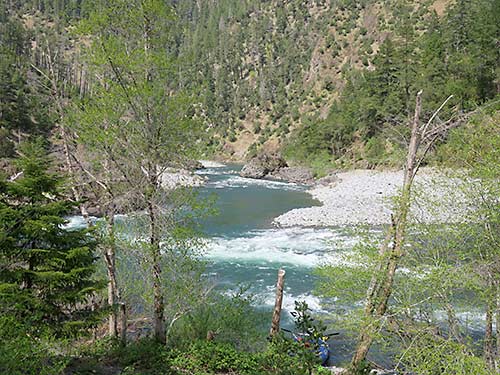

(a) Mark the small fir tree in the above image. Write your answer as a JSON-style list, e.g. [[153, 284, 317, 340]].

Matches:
[[0, 141, 102, 337]]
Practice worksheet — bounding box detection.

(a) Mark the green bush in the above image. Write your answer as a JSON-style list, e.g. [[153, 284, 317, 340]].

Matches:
[[364, 136, 385, 166], [171, 341, 260, 374], [401, 333, 491, 375], [259, 337, 308, 375], [168, 290, 268, 351], [0, 316, 69, 375]]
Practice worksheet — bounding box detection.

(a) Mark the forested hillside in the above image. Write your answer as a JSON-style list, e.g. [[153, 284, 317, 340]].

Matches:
[[1, 0, 498, 168], [171, 0, 498, 167]]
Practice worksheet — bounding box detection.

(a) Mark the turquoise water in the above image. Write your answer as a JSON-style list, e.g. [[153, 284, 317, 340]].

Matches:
[[196, 164, 359, 364], [197, 164, 355, 313], [66, 164, 363, 364]]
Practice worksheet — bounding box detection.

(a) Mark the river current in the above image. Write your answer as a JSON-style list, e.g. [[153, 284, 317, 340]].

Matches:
[[198, 164, 357, 313], [66, 163, 485, 366]]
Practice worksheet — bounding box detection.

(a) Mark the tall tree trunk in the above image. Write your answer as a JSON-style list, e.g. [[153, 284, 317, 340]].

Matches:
[[350, 91, 423, 373], [103, 207, 121, 338], [148, 195, 166, 344], [142, 8, 165, 343]]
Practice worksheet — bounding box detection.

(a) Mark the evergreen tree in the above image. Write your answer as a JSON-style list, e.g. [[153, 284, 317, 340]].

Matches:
[[0, 15, 50, 157], [0, 141, 101, 337]]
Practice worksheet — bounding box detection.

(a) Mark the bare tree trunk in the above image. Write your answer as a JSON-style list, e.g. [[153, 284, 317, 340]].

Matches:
[[270, 269, 286, 337], [106, 258, 117, 336], [350, 91, 423, 373], [141, 8, 165, 344], [119, 302, 127, 345], [103, 208, 121, 338]]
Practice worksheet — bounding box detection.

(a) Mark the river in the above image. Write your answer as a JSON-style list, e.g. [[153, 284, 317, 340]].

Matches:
[[65, 163, 484, 366], [198, 164, 357, 312], [197, 163, 359, 364]]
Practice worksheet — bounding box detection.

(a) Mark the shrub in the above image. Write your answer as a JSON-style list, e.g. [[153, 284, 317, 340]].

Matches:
[[168, 290, 268, 351], [0, 316, 69, 375], [171, 341, 261, 374]]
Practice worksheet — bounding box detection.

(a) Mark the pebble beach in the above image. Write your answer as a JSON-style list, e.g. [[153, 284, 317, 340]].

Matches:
[[274, 168, 469, 227]]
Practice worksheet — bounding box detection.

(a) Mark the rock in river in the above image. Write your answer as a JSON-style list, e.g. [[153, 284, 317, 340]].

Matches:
[[270, 166, 315, 185], [240, 154, 287, 179]]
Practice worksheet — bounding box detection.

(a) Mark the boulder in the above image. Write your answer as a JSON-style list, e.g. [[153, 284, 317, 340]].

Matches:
[[270, 166, 314, 184], [316, 172, 340, 186], [160, 168, 207, 189], [240, 160, 267, 179], [240, 154, 287, 179]]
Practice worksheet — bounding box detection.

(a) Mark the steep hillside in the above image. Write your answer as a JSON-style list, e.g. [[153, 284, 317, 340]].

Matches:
[[172, 0, 466, 161], [1, 0, 498, 169]]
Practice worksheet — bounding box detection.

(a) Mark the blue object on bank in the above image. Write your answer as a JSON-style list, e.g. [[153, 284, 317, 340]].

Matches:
[[317, 338, 330, 365]]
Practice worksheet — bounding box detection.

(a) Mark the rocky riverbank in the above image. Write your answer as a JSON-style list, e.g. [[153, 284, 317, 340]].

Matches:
[[274, 168, 470, 227], [159, 160, 225, 189]]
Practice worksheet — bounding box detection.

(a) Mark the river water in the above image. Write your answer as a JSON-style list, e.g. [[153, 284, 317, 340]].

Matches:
[[66, 163, 484, 365], [198, 164, 354, 313], [197, 163, 360, 364]]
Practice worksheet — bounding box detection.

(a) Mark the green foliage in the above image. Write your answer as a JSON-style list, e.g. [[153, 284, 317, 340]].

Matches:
[[0, 140, 103, 337], [112, 338, 178, 374], [169, 288, 268, 351], [400, 333, 492, 375], [263, 336, 314, 375], [0, 316, 69, 375], [437, 103, 500, 172], [171, 341, 260, 374], [68, 336, 323, 375]]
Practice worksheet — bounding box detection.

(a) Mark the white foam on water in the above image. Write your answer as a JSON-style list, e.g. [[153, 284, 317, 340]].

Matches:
[[204, 227, 358, 267], [195, 168, 238, 176], [222, 286, 326, 313], [198, 160, 226, 168], [62, 215, 98, 229], [433, 309, 486, 331], [257, 289, 326, 313], [209, 175, 304, 191]]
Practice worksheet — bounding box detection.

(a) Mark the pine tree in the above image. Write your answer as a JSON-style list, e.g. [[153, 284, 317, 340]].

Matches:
[[0, 141, 102, 337]]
